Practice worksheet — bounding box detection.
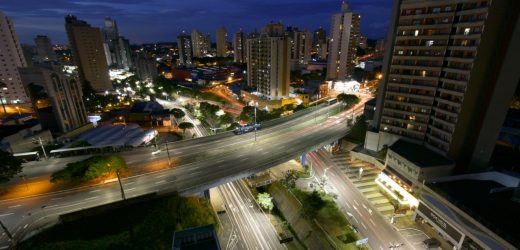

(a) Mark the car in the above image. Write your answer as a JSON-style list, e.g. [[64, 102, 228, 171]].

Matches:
[[423, 238, 440, 249], [152, 149, 162, 155]]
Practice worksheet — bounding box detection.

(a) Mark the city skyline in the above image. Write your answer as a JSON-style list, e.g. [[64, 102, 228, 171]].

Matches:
[[0, 0, 392, 44]]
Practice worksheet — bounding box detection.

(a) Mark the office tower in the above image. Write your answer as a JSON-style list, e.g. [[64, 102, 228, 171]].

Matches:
[[372, 0, 520, 171], [286, 27, 312, 69], [192, 29, 210, 58], [358, 34, 368, 49], [0, 11, 29, 104], [65, 15, 111, 91], [233, 30, 246, 63], [134, 52, 157, 81], [313, 27, 327, 45], [216, 26, 228, 57], [375, 38, 385, 58], [177, 31, 193, 66], [20, 64, 87, 133], [246, 23, 290, 98], [34, 35, 57, 62], [102, 17, 119, 42], [326, 1, 360, 80]]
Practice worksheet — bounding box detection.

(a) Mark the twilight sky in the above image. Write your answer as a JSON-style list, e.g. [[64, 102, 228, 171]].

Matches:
[[1, 0, 393, 45]]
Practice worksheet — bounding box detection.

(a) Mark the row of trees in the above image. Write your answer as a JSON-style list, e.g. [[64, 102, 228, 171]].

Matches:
[[51, 155, 127, 183]]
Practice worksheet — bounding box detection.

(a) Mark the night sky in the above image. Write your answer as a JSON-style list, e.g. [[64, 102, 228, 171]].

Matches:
[[1, 0, 393, 45]]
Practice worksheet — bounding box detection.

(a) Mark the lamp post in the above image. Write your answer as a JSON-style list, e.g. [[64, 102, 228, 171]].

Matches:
[[254, 101, 258, 142], [0, 82, 8, 115], [165, 141, 171, 167]]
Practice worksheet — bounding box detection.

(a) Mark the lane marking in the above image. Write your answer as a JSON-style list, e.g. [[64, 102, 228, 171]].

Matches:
[[23, 224, 28, 229], [51, 197, 62, 201], [126, 188, 136, 191], [361, 222, 367, 230], [46, 204, 59, 208], [0, 213, 14, 217], [370, 218, 376, 226], [354, 199, 359, 206], [155, 174, 167, 178], [85, 196, 99, 201], [89, 190, 101, 193], [155, 180, 165, 184], [8, 204, 21, 208], [125, 182, 135, 185]]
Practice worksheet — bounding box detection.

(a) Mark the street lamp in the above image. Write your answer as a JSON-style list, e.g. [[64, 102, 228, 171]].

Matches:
[[0, 82, 8, 115], [253, 101, 258, 142]]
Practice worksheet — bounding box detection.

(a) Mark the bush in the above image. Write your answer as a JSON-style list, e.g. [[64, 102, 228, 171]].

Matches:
[[51, 155, 127, 183]]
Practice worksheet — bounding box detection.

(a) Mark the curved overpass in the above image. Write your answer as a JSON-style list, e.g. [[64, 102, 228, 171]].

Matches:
[[0, 102, 364, 247]]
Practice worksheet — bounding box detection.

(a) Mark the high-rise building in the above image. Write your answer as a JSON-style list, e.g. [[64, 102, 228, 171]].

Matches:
[[313, 27, 327, 45], [216, 26, 228, 57], [374, 38, 385, 58], [358, 34, 368, 49], [246, 23, 290, 98], [20, 64, 87, 133], [326, 1, 360, 80], [113, 36, 133, 70], [65, 15, 111, 91], [0, 11, 29, 104], [177, 31, 193, 66], [34, 35, 57, 62], [191, 29, 210, 58], [372, 0, 520, 171], [102, 17, 119, 42], [133, 51, 157, 82], [232, 30, 246, 63], [286, 27, 312, 69]]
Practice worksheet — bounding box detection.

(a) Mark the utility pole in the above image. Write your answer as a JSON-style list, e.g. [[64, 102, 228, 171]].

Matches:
[[0, 220, 13, 240], [254, 102, 257, 142], [115, 170, 126, 200], [165, 141, 171, 167], [36, 137, 48, 160]]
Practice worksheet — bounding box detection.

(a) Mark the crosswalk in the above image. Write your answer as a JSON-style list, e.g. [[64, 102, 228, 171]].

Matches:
[[330, 148, 395, 216]]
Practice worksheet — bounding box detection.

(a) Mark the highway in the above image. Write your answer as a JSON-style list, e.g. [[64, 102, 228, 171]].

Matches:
[[217, 181, 284, 250], [0, 100, 366, 248], [308, 149, 411, 250]]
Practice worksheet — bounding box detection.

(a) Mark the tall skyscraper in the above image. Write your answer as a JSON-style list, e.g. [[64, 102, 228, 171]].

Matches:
[[191, 29, 210, 58], [286, 27, 312, 69], [372, 0, 520, 171], [246, 23, 290, 98], [34, 35, 57, 62], [65, 15, 111, 91], [102, 17, 119, 42], [232, 30, 246, 63], [0, 11, 29, 104], [113, 36, 133, 70], [134, 51, 157, 81], [326, 1, 360, 80], [216, 26, 228, 57], [177, 31, 193, 66], [358, 34, 368, 49], [20, 64, 87, 133], [313, 27, 328, 61]]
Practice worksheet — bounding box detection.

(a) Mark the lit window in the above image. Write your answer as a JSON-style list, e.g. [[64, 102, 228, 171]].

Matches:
[[464, 28, 471, 35], [421, 70, 426, 77], [414, 30, 419, 36], [426, 40, 434, 46], [398, 50, 404, 55]]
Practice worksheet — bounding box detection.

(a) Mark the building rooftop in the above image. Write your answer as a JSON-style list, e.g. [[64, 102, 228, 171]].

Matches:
[[390, 140, 453, 168], [430, 178, 519, 248], [172, 224, 220, 250]]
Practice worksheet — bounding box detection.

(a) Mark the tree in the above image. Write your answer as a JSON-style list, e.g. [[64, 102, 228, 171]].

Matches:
[[178, 122, 194, 133], [170, 108, 185, 119], [50, 155, 127, 183], [302, 190, 326, 218], [257, 193, 274, 212], [294, 104, 306, 112], [337, 93, 360, 109], [219, 112, 234, 126], [0, 150, 23, 183]]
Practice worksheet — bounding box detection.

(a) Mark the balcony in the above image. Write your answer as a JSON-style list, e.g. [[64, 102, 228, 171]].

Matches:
[[394, 45, 447, 50], [432, 106, 459, 118], [397, 23, 452, 30], [384, 99, 432, 110], [429, 123, 454, 137], [386, 90, 435, 101], [436, 97, 462, 108], [438, 87, 465, 97], [448, 45, 478, 51], [440, 77, 467, 86], [443, 67, 471, 75], [431, 116, 457, 128], [396, 34, 450, 40], [451, 33, 481, 39], [390, 64, 442, 72], [383, 106, 430, 118], [382, 115, 428, 127], [400, 12, 454, 20], [426, 134, 450, 151], [387, 81, 437, 91], [389, 73, 439, 82]]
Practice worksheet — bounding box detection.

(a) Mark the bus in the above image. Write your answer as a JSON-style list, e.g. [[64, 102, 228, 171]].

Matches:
[[326, 98, 338, 105], [13, 151, 40, 162], [233, 123, 262, 135]]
